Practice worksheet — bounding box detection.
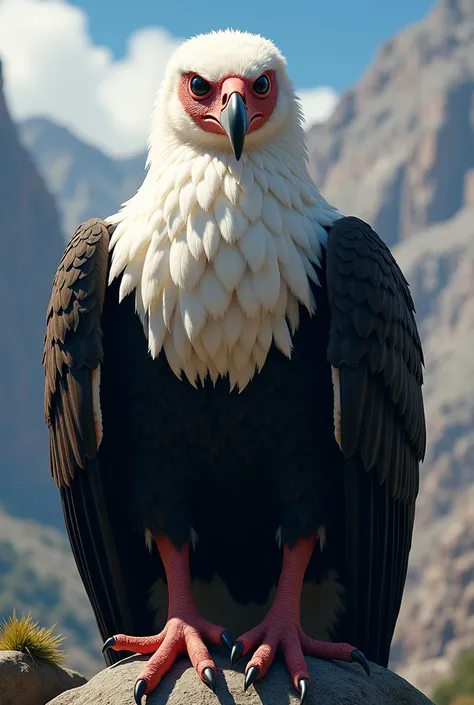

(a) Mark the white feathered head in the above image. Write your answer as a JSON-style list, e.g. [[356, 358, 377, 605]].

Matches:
[[149, 29, 305, 160]]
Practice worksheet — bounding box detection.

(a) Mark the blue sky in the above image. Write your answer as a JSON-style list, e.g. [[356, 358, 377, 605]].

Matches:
[[0, 0, 435, 156], [70, 0, 435, 91]]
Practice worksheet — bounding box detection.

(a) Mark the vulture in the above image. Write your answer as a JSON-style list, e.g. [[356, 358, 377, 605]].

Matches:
[[43, 29, 426, 705]]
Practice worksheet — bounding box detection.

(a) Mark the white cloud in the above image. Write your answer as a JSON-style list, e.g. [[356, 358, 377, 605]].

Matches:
[[0, 0, 180, 156], [0, 0, 338, 157], [297, 86, 339, 129]]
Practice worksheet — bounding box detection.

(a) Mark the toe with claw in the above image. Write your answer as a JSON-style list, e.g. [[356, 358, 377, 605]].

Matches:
[[244, 666, 259, 692], [203, 667, 217, 693], [236, 616, 370, 698], [220, 631, 234, 653], [230, 640, 244, 664], [134, 679, 147, 705], [298, 678, 309, 704], [102, 616, 228, 701], [351, 648, 371, 676], [101, 636, 116, 653]]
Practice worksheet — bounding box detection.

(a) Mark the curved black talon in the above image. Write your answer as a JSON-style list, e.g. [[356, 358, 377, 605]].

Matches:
[[352, 649, 370, 676], [299, 678, 310, 704], [134, 679, 147, 705], [244, 666, 259, 692], [101, 636, 116, 653], [231, 641, 244, 664], [203, 667, 217, 693], [220, 631, 234, 652]]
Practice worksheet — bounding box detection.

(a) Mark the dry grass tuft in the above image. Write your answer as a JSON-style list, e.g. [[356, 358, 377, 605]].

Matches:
[[0, 611, 65, 665]]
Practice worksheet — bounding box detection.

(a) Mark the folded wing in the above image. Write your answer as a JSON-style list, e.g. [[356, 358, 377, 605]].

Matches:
[[325, 216, 426, 665]]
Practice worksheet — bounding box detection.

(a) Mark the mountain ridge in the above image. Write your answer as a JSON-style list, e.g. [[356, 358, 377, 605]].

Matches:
[[0, 59, 64, 525], [19, 117, 146, 239]]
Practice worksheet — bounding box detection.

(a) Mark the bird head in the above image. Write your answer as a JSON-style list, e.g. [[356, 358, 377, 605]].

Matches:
[[152, 30, 303, 161]]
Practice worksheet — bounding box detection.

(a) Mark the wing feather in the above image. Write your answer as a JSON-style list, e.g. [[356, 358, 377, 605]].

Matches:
[[325, 216, 426, 665], [43, 218, 109, 486], [43, 218, 158, 664]]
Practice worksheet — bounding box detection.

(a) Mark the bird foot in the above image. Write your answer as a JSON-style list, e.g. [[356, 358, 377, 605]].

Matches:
[[103, 620, 233, 704], [231, 616, 370, 703]]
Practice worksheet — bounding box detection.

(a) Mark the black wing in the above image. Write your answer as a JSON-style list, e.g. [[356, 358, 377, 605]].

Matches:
[[43, 218, 157, 664], [325, 216, 426, 666]]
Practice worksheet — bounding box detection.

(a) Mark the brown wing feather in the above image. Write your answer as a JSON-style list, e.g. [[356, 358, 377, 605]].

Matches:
[[43, 218, 160, 662], [43, 217, 110, 487]]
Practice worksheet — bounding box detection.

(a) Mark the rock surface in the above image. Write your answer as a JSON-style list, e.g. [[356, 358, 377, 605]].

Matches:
[[48, 651, 433, 705], [0, 650, 86, 705]]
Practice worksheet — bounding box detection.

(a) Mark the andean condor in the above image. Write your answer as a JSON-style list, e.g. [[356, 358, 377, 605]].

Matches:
[[43, 29, 426, 704]]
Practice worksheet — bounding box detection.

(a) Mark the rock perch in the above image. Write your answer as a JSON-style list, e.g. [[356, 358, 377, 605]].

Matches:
[[0, 650, 86, 705], [48, 651, 434, 705]]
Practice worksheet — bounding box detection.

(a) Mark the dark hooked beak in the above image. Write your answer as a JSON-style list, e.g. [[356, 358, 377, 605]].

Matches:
[[219, 92, 250, 161]]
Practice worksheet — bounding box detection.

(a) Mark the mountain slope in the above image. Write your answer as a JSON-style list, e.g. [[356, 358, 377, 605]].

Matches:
[[19, 118, 145, 239], [395, 487, 474, 694], [0, 61, 64, 525], [389, 205, 474, 692], [0, 506, 100, 676], [307, 0, 474, 247]]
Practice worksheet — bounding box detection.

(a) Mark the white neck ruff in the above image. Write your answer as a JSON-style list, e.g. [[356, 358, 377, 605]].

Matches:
[[107, 141, 341, 391]]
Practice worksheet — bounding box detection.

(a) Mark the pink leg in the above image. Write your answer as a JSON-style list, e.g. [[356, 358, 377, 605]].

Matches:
[[103, 534, 233, 704], [232, 536, 369, 702]]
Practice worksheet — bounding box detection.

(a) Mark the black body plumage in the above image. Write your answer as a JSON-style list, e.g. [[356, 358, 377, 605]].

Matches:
[[43, 216, 425, 670]]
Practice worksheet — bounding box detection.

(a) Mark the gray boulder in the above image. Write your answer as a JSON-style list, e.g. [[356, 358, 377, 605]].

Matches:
[[47, 650, 434, 704], [0, 650, 86, 705]]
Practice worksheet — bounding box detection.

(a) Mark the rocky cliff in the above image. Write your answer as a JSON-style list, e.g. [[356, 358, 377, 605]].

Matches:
[[307, 0, 474, 247], [0, 61, 64, 525], [389, 207, 474, 693]]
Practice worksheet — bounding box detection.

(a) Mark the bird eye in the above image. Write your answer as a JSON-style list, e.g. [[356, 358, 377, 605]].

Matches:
[[190, 75, 211, 98], [252, 74, 270, 95]]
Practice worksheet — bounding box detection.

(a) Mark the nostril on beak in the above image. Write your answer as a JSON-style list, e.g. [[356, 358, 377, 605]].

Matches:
[[223, 92, 247, 107]]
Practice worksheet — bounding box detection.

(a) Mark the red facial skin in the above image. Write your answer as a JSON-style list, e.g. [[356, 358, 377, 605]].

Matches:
[[178, 69, 278, 135]]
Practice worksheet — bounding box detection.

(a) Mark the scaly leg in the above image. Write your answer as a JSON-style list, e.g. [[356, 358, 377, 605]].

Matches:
[[231, 535, 369, 703], [103, 534, 233, 704]]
